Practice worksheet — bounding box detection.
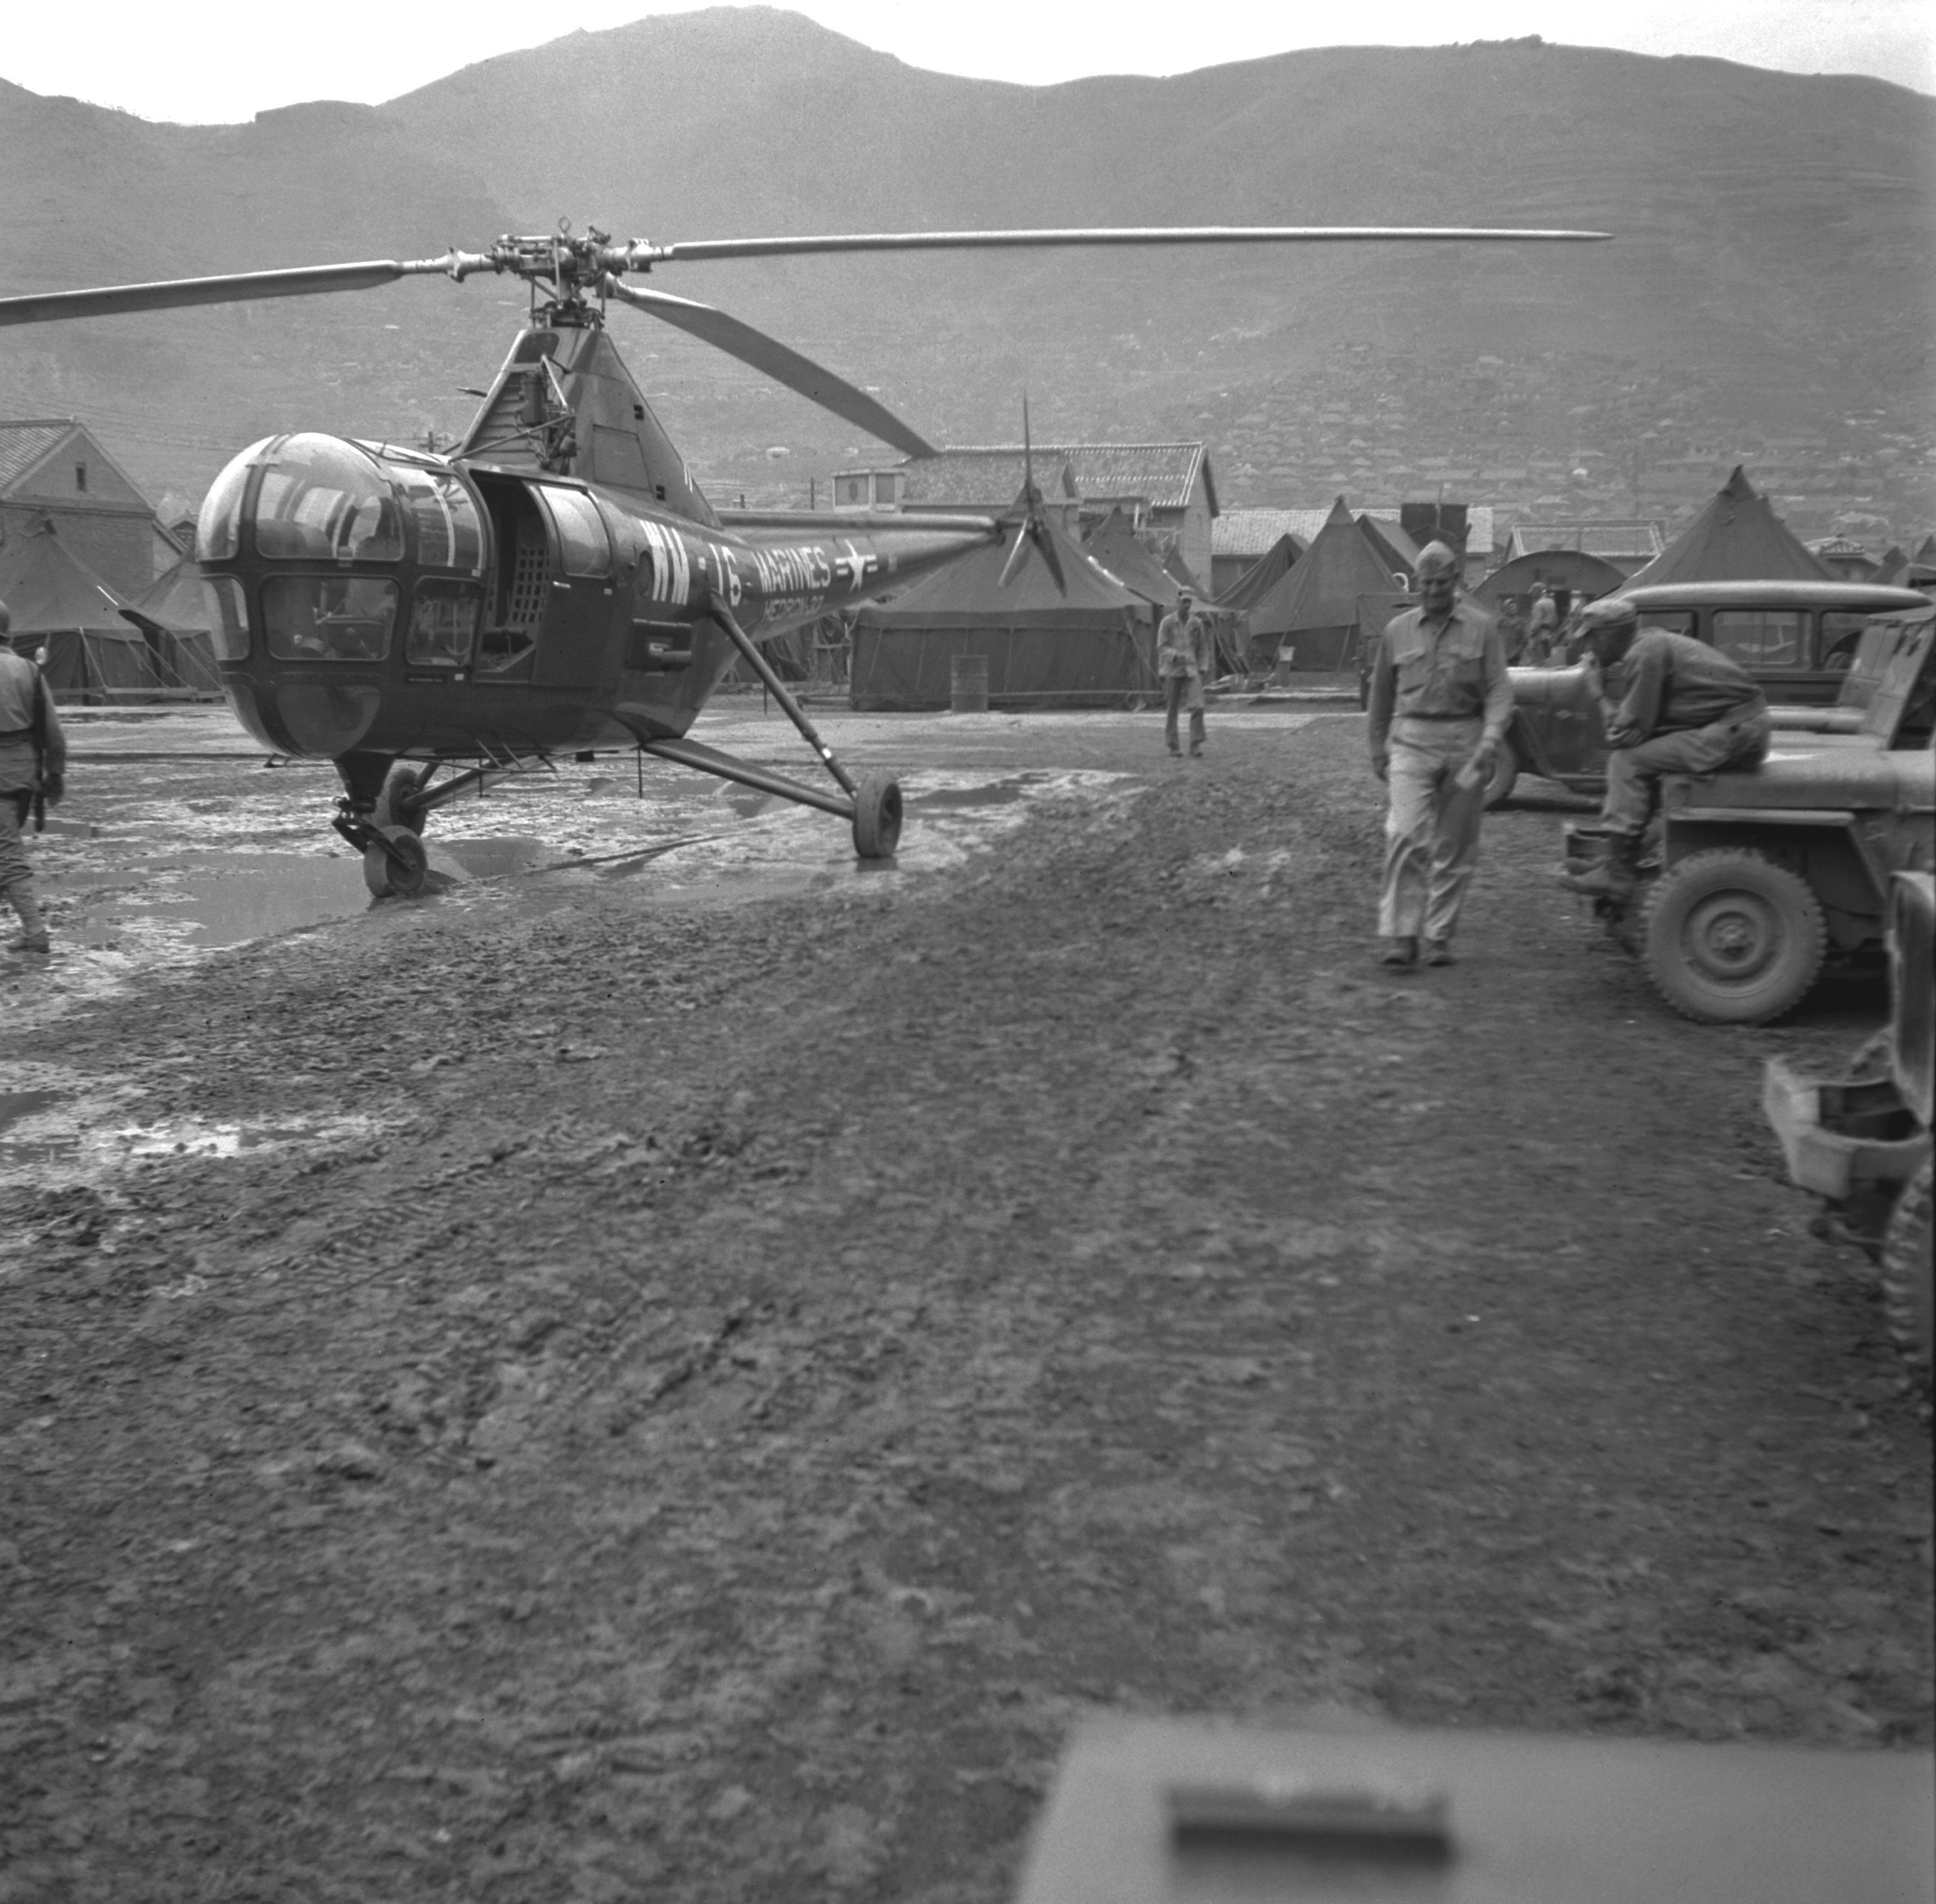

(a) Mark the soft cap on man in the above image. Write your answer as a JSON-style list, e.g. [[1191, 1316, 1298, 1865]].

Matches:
[[1416, 542, 1458, 580], [1575, 595, 1639, 633]]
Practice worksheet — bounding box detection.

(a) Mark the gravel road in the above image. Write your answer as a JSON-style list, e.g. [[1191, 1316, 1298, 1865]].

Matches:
[[2, 707, 1929, 1902]]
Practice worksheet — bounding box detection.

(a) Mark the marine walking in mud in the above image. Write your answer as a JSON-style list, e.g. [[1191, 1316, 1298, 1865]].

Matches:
[[0, 603, 65, 956], [1562, 594, 1772, 899], [1366, 542, 1513, 967], [1156, 588, 1211, 758]]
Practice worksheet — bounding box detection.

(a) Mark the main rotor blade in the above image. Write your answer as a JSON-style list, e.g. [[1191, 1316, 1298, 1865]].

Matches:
[[0, 256, 472, 327], [602, 276, 935, 459], [634, 225, 1612, 265]]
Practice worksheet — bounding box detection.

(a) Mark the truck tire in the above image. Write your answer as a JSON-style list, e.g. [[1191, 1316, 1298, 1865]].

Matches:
[[1482, 734, 1520, 809], [1639, 849, 1826, 1024], [1881, 1159, 1932, 1391]]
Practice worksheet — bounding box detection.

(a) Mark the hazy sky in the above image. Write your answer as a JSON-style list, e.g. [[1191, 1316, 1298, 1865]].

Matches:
[[7, 0, 1931, 123]]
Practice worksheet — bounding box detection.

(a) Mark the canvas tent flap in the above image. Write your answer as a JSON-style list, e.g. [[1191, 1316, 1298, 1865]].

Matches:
[[120, 554, 225, 692], [1083, 508, 1182, 608], [1622, 467, 1834, 589]]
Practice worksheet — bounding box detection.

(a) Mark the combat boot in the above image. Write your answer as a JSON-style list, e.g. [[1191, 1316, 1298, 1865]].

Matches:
[[1562, 833, 1640, 900], [6, 884, 51, 955]]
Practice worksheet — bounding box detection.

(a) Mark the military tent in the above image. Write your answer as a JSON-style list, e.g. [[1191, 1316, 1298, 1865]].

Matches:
[[1217, 532, 1300, 611], [1621, 467, 1833, 589], [1239, 498, 1398, 671], [1356, 513, 1422, 587], [119, 555, 225, 695], [0, 518, 157, 696], [851, 511, 1155, 709]]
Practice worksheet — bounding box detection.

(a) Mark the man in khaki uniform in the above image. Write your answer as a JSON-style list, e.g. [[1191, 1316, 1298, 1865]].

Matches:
[[1155, 588, 1210, 758], [0, 603, 66, 955], [1366, 543, 1513, 967], [1563, 595, 1770, 898]]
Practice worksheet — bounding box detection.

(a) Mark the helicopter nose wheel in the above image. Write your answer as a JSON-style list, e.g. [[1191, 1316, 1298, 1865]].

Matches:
[[363, 825, 430, 899]]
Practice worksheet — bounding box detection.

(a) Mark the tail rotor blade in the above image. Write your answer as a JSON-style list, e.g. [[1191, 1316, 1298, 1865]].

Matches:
[[603, 276, 934, 458]]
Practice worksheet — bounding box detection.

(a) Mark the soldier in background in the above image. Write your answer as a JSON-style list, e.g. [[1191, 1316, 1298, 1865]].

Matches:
[[1366, 543, 1513, 967], [0, 602, 66, 955], [1156, 587, 1210, 758], [1526, 585, 1560, 662]]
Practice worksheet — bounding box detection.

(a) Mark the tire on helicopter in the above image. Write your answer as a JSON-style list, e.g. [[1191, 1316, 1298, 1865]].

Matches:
[[374, 762, 432, 835], [363, 825, 431, 900], [851, 773, 903, 860]]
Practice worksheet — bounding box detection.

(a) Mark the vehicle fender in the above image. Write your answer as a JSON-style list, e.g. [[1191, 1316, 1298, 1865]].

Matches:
[[1661, 816, 1884, 947]]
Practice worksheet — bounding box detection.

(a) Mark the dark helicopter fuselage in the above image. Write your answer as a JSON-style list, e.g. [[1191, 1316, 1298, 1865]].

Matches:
[[192, 428, 993, 769]]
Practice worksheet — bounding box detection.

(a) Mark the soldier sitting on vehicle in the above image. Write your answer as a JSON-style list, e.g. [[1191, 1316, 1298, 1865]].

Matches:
[[1563, 596, 1772, 898]]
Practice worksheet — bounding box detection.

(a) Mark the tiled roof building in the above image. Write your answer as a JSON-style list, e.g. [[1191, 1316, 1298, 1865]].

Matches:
[[0, 418, 179, 597]]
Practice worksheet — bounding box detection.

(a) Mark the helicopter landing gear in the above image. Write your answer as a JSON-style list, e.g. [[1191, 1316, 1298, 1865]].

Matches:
[[851, 773, 903, 860], [686, 603, 903, 862], [374, 762, 433, 834], [362, 825, 430, 898]]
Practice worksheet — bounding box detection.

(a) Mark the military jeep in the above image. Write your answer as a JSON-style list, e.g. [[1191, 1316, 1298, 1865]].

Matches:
[[1562, 602, 1934, 1024], [1488, 578, 1930, 809]]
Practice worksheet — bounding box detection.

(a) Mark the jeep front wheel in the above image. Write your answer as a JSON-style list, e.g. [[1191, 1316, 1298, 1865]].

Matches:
[[1639, 849, 1826, 1024]]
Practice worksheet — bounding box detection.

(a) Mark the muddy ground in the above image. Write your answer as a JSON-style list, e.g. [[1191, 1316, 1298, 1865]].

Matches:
[[2, 704, 1930, 1902]]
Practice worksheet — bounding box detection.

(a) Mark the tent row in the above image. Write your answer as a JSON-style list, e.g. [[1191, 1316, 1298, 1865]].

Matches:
[[1, 518, 223, 698], [849, 505, 1241, 711]]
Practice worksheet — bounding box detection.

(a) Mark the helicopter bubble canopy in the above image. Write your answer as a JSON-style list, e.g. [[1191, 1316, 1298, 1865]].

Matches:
[[198, 432, 485, 574]]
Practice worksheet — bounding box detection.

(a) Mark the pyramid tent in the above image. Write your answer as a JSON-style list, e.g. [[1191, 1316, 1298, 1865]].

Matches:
[[1242, 498, 1400, 669], [120, 554, 225, 694], [1356, 513, 1422, 586], [1621, 467, 1833, 589], [1218, 532, 1302, 610], [1084, 508, 1183, 609], [1873, 545, 1910, 587], [0, 518, 159, 694], [851, 508, 1156, 709]]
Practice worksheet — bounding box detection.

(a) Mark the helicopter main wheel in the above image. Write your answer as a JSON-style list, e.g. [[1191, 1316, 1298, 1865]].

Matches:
[[852, 774, 903, 860], [375, 763, 432, 835], [363, 825, 430, 899]]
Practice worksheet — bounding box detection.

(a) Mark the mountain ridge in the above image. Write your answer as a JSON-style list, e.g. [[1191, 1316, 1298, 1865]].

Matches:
[[1, 9, 1930, 541]]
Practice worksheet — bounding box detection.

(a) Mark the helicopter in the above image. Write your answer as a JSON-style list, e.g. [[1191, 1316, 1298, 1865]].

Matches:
[[0, 218, 1608, 895]]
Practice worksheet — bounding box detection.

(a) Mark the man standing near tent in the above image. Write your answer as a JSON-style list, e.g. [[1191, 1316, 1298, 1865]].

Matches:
[[1525, 586, 1560, 663], [0, 602, 65, 955], [1156, 587, 1210, 758], [1366, 542, 1513, 967]]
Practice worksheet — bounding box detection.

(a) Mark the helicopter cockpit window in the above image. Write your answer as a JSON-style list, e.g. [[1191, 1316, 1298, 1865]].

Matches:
[[263, 575, 398, 662], [407, 581, 482, 667], [385, 462, 485, 574], [252, 435, 405, 563], [197, 436, 274, 563], [538, 487, 612, 578], [201, 576, 251, 662]]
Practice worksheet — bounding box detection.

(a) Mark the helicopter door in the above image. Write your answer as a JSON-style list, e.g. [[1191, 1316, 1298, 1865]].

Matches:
[[530, 487, 616, 689], [475, 478, 549, 682]]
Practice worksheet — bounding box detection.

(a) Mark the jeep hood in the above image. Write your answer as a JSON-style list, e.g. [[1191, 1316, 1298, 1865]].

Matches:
[[1671, 744, 1935, 815]]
